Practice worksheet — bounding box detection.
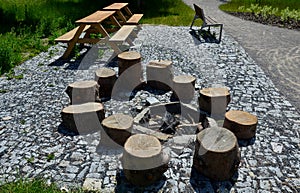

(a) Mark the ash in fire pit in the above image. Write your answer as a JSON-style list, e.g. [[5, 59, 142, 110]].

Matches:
[[159, 111, 180, 134]]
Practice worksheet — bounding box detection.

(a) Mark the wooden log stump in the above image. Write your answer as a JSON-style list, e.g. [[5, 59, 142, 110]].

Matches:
[[65, 80, 99, 104], [193, 127, 240, 181], [198, 87, 231, 114], [223, 110, 258, 139], [173, 75, 196, 103], [61, 102, 105, 134], [101, 113, 133, 146], [115, 51, 142, 94], [95, 68, 117, 98], [118, 51, 141, 77], [121, 134, 170, 186], [146, 60, 173, 91]]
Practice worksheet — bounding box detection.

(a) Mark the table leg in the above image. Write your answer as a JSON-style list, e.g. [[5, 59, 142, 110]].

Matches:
[[124, 6, 133, 17], [109, 15, 121, 28], [116, 10, 127, 24], [62, 25, 86, 59], [93, 24, 110, 38]]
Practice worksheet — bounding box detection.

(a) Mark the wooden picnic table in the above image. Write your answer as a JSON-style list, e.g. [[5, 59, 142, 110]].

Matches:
[[103, 3, 133, 24], [56, 10, 121, 59]]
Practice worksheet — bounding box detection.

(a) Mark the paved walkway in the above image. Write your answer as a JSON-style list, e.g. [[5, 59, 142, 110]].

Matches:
[[183, 0, 300, 113]]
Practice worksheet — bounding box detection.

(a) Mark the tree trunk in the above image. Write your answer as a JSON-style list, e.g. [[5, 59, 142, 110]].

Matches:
[[65, 80, 99, 104], [198, 87, 230, 115], [121, 134, 170, 186], [146, 60, 173, 91], [95, 67, 117, 98], [173, 75, 196, 103], [223, 110, 258, 139], [193, 127, 240, 181], [101, 113, 133, 146], [61, 102, 105, 134]]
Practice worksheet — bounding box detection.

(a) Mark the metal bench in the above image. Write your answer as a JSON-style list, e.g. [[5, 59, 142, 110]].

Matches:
[[190, 4, 223, 43]]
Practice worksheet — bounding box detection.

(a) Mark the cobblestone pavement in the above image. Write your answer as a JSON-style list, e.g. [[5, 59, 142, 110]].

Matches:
[[183, 0, 300, 113], [0, 25, 300, 192]]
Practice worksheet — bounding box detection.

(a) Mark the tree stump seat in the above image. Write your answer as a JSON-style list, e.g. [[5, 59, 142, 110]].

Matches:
[[198, 87, 231, 114], [193, 127, 240, 181], [101, 113, 133, 146], [121, 134, 170, 186], [95, 68, 117, 98], [65, 80, 99, 104], [118, 51, 141, 76], [146, 60, 173, 91], [113, 51, 142, 95], [173, 75, 196, 103], [223, 110, 258, 139], [61, 102, 105, 134]]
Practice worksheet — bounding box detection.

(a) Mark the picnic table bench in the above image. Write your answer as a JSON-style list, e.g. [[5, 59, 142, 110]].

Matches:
[[190, 4, 223, 43]]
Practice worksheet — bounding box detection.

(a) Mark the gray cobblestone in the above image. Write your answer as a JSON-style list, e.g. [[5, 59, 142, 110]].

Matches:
[[0, 24, 299, 192]]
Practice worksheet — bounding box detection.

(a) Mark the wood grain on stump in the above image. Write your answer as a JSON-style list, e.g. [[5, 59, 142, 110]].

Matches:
[[193, 127, 240, 181], [223, 110, 258, 139], [121, 134, 169, 186], [173, 75, 196, 103], [101, 113, 133, 146], [95, 68, 117, 98], [61, 102, 105, 134], [146, 60, 173, 91], [65, 80, 99, 104], [198, 87, 230, 114]]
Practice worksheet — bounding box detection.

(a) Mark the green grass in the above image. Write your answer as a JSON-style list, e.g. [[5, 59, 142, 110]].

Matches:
[[219, 0, 300, 12], [0, 178, 64, 193], [0, 178, 102, 193]]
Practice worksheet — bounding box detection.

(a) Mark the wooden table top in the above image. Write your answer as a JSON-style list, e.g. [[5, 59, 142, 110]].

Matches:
[[76, 10, 116, 24], [103, 3, 128, 10]]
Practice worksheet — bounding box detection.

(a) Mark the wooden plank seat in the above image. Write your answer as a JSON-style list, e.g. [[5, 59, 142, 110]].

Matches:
[[55, 25, 91, 43], [190, 4, 223, 43], [108, 25, 137, 54], [126, 14, 143, 25]]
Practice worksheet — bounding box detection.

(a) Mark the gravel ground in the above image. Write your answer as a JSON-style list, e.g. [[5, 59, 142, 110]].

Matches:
[[0, 25, 299, 192]]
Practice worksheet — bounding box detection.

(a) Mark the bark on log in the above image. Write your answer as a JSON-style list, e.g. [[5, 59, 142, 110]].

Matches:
[[223, 110, 258, 139], [65, 80, 99, 104], [101, 113, 133, 146], [95, 67, 117, 98], [61, 102, 105, 134], [193, 127, 240, 181], [146, 60, 173, 91], [198, 87, 231, 114], [118, 51, 141, 77], [121, 134, 169, 186], [115, 51, 142, 94], [173, 75, 196, 103]]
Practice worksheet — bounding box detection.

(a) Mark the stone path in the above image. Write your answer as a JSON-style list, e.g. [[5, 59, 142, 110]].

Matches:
[[183, 0, 300, 113], [0, 23, 300, 193]]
